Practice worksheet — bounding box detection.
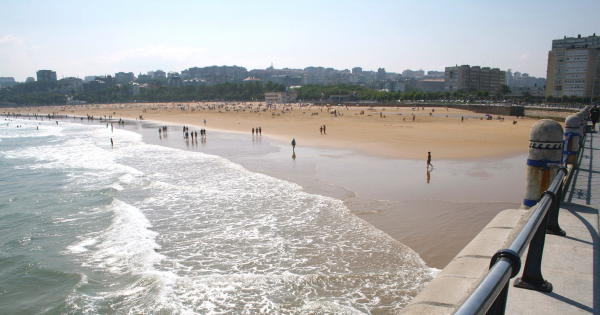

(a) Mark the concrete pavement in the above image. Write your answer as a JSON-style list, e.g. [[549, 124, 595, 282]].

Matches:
[[506, 130, 600, 314]]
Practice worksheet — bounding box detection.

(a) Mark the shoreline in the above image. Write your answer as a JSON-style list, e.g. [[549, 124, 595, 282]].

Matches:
[[2, 110, 528, 268], [131, 118, 525, 268], [3, 102, 543, 160]]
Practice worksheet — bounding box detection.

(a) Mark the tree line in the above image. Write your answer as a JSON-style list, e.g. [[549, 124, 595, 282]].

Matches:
[[0, 81, 286, 105], [0, 80, 593, 106]]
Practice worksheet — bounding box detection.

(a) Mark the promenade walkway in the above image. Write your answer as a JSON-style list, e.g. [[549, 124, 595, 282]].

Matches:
[[506, 130, 600, 314]]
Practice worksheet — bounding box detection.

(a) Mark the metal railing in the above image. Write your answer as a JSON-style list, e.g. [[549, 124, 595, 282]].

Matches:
[[454, 119, 590, 315]]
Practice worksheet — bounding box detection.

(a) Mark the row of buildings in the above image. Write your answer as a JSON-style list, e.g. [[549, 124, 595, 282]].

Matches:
[[444, 65, 506, 93], [3, 34, 598, 99], [0, 65, 541, 97], [3, 66, 454, 93], [441, 33, 600, 98]]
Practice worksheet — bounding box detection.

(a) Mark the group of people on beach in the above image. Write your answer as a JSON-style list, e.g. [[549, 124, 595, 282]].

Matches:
[[319, 124, 327, 135], [182, 125, 207, 141], [251, 127, 262, 135], [158, 126, 168, 138]]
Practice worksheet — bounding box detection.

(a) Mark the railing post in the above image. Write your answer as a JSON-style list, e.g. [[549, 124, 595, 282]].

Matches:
[[522, 119, 564, 209], [563, 115, 581, 168], [516, 119, 563, 292], [486, 283, 509, 315], [547, 180, 566, 236]]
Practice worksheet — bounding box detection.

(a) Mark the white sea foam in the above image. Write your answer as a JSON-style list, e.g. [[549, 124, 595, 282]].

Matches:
[[4, 118, 433, 313], [88, 199, 164, 273], [66, 238, 97, 254], [0, 118, 65, 139]]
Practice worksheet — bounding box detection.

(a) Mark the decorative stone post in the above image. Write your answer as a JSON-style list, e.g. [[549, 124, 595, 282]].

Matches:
[[564, 115, 581, 166], [522, 120, 564, 208]]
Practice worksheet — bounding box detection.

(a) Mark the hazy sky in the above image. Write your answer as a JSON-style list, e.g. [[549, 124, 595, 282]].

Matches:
[[1, 0, 599, 81]]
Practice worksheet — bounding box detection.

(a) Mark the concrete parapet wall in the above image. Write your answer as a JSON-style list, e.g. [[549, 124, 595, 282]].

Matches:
[[524, 109, 573, 120], [402, 208, 530, 314]]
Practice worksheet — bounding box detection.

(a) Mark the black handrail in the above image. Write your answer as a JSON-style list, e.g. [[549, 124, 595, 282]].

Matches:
[[454, 168, 568, 315], [454, 109, 593, 314]]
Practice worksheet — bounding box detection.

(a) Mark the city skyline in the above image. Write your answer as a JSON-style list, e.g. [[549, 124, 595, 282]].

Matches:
[[1, 0, 599, 81]]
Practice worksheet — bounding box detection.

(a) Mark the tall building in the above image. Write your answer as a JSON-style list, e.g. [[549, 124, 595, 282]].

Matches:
[[151, 70, 167, 80], [546, 33, 600, 98], [376, 68, 386, 81], [115, 72, 135, 84], [402, 69, 425, 79], [0, 77, 16, 89], [58, 77, 84, 93], [36, 70, 57, 82], [444, 65, 506, 93]]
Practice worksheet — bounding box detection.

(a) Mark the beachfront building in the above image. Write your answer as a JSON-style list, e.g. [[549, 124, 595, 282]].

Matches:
[[546, 33, 600, 98], [115, 72, 135, 84], [0, 77, 17, 89], [402, 69, 425, 79], [149, 70, 167, 80], [264, 91, 297, 104], [414, 78, 445, 92], [444, 65, 506, 93], [36, 70, 57, 82], [58, 77, 84, 93]]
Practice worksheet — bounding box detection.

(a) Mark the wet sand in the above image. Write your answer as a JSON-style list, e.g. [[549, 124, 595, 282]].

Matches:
[[122, 119, 524, 268]]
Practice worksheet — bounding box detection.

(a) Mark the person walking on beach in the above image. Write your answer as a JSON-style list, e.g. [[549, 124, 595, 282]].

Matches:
[[291, 138, 296, 151], [252, 128, 255, 135], [591, 105, 599, 131], [110, 138, 114, 148], [258, 127, 262, 135], [320, 126, 323, 135], [323, 125, 326, 134], [427, 152, 433, 169]]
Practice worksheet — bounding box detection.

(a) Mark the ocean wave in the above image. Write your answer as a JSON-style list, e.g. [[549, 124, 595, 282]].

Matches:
[[4, 118, 432, 313]]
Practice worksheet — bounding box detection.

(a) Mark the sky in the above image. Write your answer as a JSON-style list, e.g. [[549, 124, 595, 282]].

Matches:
[[1, 0, 599, 81]]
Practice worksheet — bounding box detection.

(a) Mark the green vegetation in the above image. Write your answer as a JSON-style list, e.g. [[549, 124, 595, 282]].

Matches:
[[295, 84, 496, 102], [0, 81, 286, 106], [0, 80, 593, 106], [0, 81, 66, 105]]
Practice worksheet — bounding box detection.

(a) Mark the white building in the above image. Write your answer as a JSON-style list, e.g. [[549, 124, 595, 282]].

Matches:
[[265, 91, 297, 104], [546, 34, 600, 98]]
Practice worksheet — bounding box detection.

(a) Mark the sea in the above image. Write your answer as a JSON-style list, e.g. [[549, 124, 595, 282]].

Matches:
[[0, 116, 433, 314]]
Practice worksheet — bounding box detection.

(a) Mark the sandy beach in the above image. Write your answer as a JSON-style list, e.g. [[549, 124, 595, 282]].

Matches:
[[2, 103, 563, 268], [10, 102, 539, 160]]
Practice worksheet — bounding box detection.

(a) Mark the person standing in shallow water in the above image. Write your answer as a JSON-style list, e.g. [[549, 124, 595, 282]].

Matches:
[[427, 152, 433, 169]]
